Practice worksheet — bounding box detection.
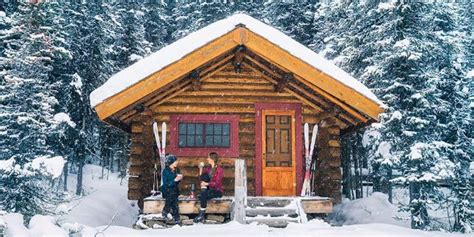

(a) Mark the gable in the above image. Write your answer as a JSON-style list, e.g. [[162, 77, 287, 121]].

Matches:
[[90, 14, 383, 127]]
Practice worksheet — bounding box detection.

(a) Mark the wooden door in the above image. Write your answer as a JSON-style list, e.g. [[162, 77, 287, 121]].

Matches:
[[262, 110, 296, 196]]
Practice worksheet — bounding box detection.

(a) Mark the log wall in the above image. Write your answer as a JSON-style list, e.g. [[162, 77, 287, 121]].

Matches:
[[127, 64, 343, 208]]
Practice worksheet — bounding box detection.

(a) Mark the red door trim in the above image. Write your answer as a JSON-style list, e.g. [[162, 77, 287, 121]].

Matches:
[[255, 102, 303, 196]]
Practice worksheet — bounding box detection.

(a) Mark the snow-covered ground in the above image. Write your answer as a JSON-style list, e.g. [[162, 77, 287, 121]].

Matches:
[[59, 164, 139, 227], [329, 192, 410, 227], [76, 220, 466, 237], [1, 165, 468, 236]]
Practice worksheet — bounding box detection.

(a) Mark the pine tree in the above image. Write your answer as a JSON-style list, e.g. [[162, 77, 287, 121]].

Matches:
[[434, 3, 473, 233], [0, 2, 67, 219]]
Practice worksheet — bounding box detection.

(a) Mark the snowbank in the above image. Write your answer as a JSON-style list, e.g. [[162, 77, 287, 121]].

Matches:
[[53, 112, 76, 128], [1, 156, 65, 178], [90, 13, 383, 108], [329, 192, 410, 227], [29, 156, 65, 179], [0, 158, 15, 172], [29, 215, 67, 237], [61, 165, 138, 227], [3, 213, 31, 237]]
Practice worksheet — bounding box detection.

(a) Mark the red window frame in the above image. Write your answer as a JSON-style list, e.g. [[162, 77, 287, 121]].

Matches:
[[168, 114, 240, 157]]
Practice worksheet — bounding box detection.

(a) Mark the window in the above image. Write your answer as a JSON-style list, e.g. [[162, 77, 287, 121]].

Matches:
[[169, 114, 239, 157], [178, 123, 230, 148]]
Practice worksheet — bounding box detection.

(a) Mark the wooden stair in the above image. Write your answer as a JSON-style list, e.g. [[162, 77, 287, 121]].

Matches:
[[244, 197, 306, 228]]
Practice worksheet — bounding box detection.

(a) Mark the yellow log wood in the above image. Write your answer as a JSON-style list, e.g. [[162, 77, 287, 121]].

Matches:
[[244, 30, 382, 120], [94, 30, 239, 120]]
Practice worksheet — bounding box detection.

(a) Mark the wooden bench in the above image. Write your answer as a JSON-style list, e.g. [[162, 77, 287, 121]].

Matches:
[[143, 196, 234, 214], [143, 196, 333, 215]]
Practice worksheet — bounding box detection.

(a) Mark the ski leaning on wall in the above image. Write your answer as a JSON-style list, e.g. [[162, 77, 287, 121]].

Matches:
[[301, 123, 318, 196], [152, 122, 167, 195]]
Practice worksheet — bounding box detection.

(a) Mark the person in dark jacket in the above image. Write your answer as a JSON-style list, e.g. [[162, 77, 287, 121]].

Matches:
[[194, 152, 224, 223], [161, 154, 183, 225]]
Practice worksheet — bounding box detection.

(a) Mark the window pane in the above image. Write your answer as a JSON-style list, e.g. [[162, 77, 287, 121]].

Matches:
[[222, 136, 230, 147], [214, 124, 222, 135], [223, 124, 230, 135], [205, 135, 213, 146], [196, 123, 203, 135], [179, 123, 187, 135], [179, 135, 186, 147], [187, 123, 195, 135], [213, 135, 222, 146], [187, 135, 195, 147], [195, 135, 203, 147], [178, 121, 232, 148], [266, 115, 275, 124], [206, 124, 214, 135]]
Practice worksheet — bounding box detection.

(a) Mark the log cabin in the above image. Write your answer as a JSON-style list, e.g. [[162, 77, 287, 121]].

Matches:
[[90, 13, 384, 215]]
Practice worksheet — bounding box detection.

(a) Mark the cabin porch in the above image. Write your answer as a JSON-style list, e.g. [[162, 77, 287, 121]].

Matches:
[[141, 195, 333, 227], [142, 196, 333, 215]]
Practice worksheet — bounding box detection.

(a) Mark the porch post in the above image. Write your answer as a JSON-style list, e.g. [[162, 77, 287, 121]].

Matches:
[[234, 159, 247, 224]]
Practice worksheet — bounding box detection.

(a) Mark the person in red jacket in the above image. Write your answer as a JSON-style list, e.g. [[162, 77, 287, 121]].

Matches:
[[194, 152, 223, 223]]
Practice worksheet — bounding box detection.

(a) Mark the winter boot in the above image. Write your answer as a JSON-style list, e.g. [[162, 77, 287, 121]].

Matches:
[[174, 217, 182, 226], [161, 211, 170, 220], [193, 208, 206, 223]]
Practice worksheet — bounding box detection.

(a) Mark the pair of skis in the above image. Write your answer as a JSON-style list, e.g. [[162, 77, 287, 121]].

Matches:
[[152, 122, 167, 195], [301, 123, 318, 196]]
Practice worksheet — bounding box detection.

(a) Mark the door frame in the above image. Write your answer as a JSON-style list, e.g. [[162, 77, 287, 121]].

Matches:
[[255, 102, 302, 196]]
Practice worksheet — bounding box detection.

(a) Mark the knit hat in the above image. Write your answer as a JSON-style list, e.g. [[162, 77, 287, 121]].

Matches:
[[165, 154, 177, 167]]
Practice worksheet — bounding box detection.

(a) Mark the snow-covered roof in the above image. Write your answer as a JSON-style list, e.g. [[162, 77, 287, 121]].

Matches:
[[90, 13, 383, 108]]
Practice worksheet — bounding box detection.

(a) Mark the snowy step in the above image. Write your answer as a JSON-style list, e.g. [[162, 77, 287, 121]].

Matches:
[[247, 197, 292, 208], [245, 208, 298, 218], [246, 217, 299, 228]]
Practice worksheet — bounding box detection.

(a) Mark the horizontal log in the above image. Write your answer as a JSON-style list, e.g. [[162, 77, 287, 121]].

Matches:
[[152, 103, 317, 115], [128, 176, 143, 190], [318, 169, 342, 180], [179, 90, 296, 98], [329, 147, 341, 158], [328, 140, 341, 147], [150, 116, 171, 123], [129, 165, 144, 176], [131, 124, 144, 133], [128, 189, 141, 200], [301, 199, 333, 214], [240, 148, 255, 157], [328, 127, 340, 135], [205, 77, 269, 84], [143, 198, 233, 214], [168, 95, 301, 105], [129, 155, 146, 166], [239, 117, 255, 123], [200, 82, 275, 91], [328, 157, 341, 168], [130, 146, 144, 155], [302, 116, 322, 124]]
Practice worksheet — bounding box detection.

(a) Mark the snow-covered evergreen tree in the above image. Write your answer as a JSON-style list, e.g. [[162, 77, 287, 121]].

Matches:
[[0, 2, 67, 219]]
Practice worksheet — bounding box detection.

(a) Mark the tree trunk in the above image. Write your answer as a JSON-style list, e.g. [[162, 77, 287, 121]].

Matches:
[[353, 134, 362, 199], [409, 182, 429, 229], [387, 168, 393, 203], [373, 162, 381, 192], [76, 159, 84, 196], [63, 161, 68, 192], [342, 137, 352, 199]]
